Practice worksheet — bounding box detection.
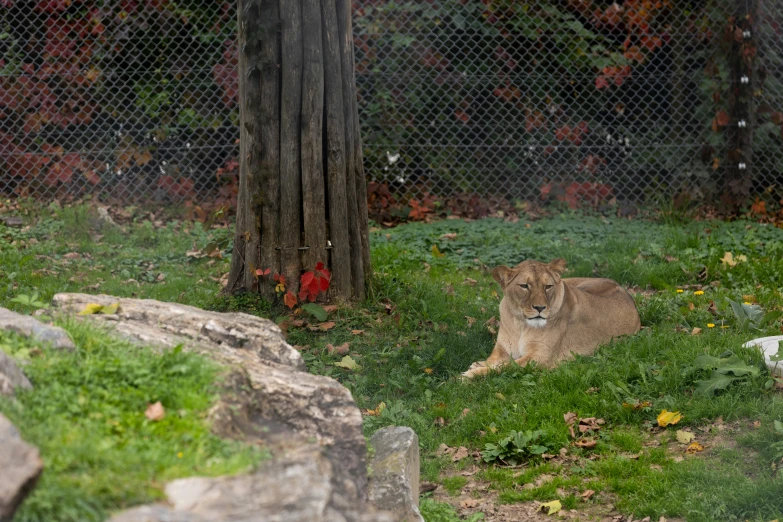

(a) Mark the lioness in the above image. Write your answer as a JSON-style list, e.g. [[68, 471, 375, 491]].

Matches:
[[462, 258, 640, 378]]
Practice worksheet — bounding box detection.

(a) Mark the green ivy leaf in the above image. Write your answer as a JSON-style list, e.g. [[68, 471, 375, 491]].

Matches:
[[694, 374, 738, 397]]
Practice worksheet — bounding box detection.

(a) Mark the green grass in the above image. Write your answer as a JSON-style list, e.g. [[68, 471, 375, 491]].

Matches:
[[2, 204, 783, 521], [0, 322, 264, 522]]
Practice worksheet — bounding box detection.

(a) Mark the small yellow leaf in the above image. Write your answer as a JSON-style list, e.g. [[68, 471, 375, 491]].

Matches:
[[720, 252, 747, 267], [78, 303, 104, 315], [540, 500, 562, 515], [431, 244, 445, 258], [657, 409, 682, 427], [99, 302, 120, 315], [334, 355, 360, 370], [495, 392, 506, 401], [686, 441, 705, 453], [675, 430, 695, 444]]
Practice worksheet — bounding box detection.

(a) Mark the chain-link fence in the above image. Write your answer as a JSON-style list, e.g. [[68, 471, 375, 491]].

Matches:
[[1, 1, 781, 208], [0, 1, 240, 205]]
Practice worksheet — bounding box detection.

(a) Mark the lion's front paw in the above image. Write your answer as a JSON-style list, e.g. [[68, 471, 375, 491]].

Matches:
[[461, 362, 489, 381]]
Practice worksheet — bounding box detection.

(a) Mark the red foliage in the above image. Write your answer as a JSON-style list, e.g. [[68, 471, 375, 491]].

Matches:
[[408, 199, 433, 221], [157, 176, 195, 199], [540, 181, 614, 209], [298, 262, 332, 302]]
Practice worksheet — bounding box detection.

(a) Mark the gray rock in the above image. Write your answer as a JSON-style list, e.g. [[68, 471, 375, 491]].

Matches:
[[50, 294, 301, 369], [0, 216, 23, 228], [0, 414, 43, 522], [0, 307, 75, 351], [368, 426, 424, 522], [54, 294, 380, 520], [109, 505, 205, 522], [0, 350, 32, 396], [109, 446, 394, 522]]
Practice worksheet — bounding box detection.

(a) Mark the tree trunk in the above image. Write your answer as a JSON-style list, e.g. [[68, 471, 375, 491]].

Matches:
[[228, 0, 370, 302]]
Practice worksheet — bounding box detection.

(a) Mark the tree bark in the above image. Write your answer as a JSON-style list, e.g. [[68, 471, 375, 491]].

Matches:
[[229, 0, 370, 302]]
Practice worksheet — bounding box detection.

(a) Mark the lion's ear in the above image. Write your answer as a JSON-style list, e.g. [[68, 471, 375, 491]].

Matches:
[[492, 266, 514, 289], [548, 258, 567, 275]]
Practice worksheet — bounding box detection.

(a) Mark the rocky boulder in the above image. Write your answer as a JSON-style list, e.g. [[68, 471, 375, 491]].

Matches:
[[0, 306, 75, 351], [51, 293, 387, 521], [0, 414, 43, 522], [369, 426, 424, 522], [0, 349, 32, 397]]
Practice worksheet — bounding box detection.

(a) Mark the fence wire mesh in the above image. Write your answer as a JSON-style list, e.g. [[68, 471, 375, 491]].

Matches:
[[0, 1, 781, 209]]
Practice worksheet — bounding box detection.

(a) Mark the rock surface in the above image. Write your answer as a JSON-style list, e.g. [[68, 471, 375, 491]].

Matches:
[[369, 426, 424, 522], [0, 350, 32, 396], [53, 293, 386, 521], [51, 294, 302, 369], [0, 306, 75, 351], [0, 414, 43, 522], [110, 446, 394, 522]]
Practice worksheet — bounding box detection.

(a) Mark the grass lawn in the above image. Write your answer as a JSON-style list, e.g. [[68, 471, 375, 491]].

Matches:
[[2, 203, 783, 521]]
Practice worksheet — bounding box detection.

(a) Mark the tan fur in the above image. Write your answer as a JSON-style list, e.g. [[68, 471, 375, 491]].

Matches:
[[462, 258, 640, 379]]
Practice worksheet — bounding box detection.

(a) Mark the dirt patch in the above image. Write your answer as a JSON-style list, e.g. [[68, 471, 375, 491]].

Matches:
[[431, 473, 628, 522]]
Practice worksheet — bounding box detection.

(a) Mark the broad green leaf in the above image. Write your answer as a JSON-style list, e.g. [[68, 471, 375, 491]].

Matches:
[[694, 374, 737, 397], [693, 354, 758, 376], [300, 303, 327, 322]]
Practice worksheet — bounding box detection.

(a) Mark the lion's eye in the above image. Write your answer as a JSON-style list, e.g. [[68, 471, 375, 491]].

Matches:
[[545, 285, 553, 290], [519, 284, 529, 289]]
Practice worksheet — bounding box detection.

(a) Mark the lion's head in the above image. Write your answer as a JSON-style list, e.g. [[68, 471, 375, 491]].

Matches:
[[491, 258, 567, 328]]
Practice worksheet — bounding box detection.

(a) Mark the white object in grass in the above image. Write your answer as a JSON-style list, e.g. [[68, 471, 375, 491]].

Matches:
[[743, 335, 783, 378]]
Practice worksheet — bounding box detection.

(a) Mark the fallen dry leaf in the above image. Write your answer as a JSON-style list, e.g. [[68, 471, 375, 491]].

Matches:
[[465, 316, 476, 327], [675, 430, 695, 444], [720, 251, 747, 267], [318, 321, 336, 331], [452, 446, 469, 462], [657, 409, 682, 427], [63, 252, 81, 259], [540, 500, 561, 515], [322, 305, 339, 314], [686, 441, 705, 453], [326, 342, 350, 355], [78, 303, 105, 315], [574, 438, 597, 449], [578, 417, 605, 433], [144, 401, 165, 421], [437, 443, 455, 457], [463, 277, 478, 286], [622, 400, 652, 410], [362, 402, 386, 417], [351, 329, 364, 335], [752, 420, 761, 429], [691, 327, 702, 336], [440, 233, 458, 240], [420, 482, 438, 493], [581, 489, 595, 500], [460, 499, 479, 508], [333, 355, 360, 370]]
